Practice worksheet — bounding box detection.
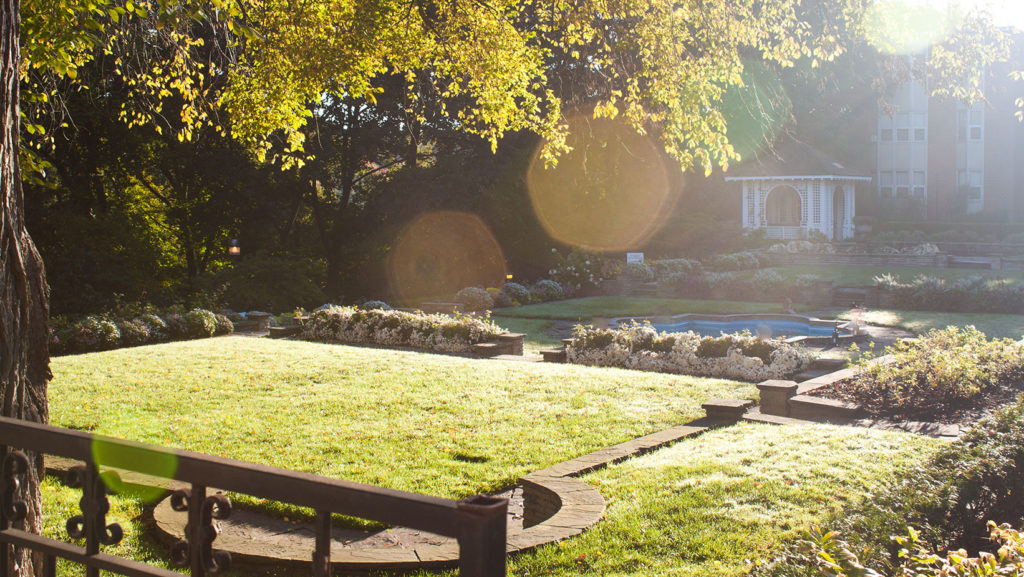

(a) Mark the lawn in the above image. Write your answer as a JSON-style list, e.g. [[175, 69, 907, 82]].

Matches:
[[834, 309, 1024, 339], [769, 264, 1022, 287], [507, 423, 940, 577], [488, 316, 564, 353], [492, 297, 810, 322], [49, 336, 755, 499]]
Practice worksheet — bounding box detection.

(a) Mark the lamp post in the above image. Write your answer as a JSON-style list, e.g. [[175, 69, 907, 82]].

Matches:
[[228, 239, 241, 263]]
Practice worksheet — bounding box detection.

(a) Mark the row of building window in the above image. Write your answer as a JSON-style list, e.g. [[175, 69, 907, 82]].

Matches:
[[878, 170, 926, 198]]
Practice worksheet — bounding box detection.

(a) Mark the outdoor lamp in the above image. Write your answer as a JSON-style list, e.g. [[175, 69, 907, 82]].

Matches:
[[229, 239, 241, 256]]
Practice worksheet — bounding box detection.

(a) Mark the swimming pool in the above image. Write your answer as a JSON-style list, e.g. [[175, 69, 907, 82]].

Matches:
[[616, 314, 849, 339]]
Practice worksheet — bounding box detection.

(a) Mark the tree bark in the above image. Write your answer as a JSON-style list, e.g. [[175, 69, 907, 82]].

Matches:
[[1, 0, 50, 574]]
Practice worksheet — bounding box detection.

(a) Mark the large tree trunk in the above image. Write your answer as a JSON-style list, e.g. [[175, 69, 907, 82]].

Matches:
[[1, 0, 50, 574]]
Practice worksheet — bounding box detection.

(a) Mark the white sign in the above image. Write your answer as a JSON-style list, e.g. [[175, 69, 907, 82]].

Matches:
[[626, 252, 644, 264]]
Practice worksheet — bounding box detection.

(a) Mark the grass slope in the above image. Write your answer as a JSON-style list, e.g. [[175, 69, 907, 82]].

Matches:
[[507, 422, 941, 577], [49, 336, 755, 499]]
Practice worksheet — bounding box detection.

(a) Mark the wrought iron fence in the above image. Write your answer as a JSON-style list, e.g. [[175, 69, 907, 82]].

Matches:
[[0, 416, 507, 577]]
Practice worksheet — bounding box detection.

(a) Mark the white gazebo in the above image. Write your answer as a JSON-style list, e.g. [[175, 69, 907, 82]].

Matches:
[[724, 141, 871, 241]]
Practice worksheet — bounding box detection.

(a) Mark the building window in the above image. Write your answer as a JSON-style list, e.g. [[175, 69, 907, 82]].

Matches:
[[913, 171, 925, 198], [970, 126, 982, 140], [914, 128, 926, 141], [879, 171, 893, 197], [880, 128, 893, 141], [895, 171, 909, 196], [896, 128, 909, 141]]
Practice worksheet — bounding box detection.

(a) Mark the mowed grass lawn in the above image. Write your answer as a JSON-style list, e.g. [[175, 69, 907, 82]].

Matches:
[[492, 297, 810, 322], [835, 309, 1024, 339], [49, 336, 756, 499]]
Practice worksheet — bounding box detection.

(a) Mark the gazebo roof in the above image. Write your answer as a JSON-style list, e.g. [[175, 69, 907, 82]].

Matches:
[[723, 140, 871, 182]]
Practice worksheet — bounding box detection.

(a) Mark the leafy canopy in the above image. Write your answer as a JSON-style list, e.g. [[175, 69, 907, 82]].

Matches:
[[19, 0, 1016, 173]]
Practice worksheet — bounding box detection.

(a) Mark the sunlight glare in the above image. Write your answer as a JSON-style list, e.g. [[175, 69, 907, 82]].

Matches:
[[865, 0, 1023, 54], [92, 437, 179, 503], [387, 211, 507, 305], [526, 115, 677, 252]]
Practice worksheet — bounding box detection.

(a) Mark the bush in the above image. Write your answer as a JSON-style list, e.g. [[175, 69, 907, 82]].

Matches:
[[214, 314, 234, 336], [710, 251, 763, 271], [454, 287, 494, 312], [567, 322, 811, 382], [849, 326, 1024, 417], [548, 248, 617, 290], [68, 316, 121, 352], [487, 288, 512, 308], [137, 313, 169, 342], [117, 318, 151, 347], [529, 279, 564, 302], [360, 300, 393, 311], [500, 282, 532, 306], [163, 313, 188, 340], [650, 258, 703, 280], [184, 309, 218, 339], [301, 306, 506, 353], [751, 269, 785, 294], [874, 274, 1024, 314], [619, 261, 655, 283]]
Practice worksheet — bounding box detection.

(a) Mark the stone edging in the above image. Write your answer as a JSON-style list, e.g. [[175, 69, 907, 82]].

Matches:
[[149, 418, 723, 570]]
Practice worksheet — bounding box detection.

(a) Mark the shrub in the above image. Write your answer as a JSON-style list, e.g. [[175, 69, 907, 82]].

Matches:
[[487, 288, 512, 308], [710, 251, 762, 271], [567, 322, 811, 382], [529, 279, 564, 302], [873, 274, 1024, 314], [548, 248, 617, 290], [163, 313, 188, 340], [360, 300, 393, 311], [214, 314, 234, 336], [137, 313, 169, 342], [454, 287, 494, 312], [300, 306, 506, 353], [850, 326, 1024, 417], [657, 272, 710, 298], [117, 318, 151, 347], [751, 269, 785, 294], [650, 258, 703, 280], [619, 261, 655, 283], [500, 282, 532, 306], [68, 316, 121, 352], [184, 309, 218, 339]]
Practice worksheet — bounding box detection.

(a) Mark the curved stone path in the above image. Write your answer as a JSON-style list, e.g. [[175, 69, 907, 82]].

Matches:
[[147, 419, 721, 570]]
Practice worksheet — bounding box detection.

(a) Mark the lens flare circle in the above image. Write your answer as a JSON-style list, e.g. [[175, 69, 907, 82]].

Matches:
[[387, 211, 507, 305], [527, 115, 677, 252]]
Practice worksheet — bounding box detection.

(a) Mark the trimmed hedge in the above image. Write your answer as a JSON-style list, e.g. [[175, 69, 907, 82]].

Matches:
[[51, 308, 232, 356]]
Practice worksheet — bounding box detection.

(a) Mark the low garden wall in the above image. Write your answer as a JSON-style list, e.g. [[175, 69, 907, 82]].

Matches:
[[767, 253, 949, 268]]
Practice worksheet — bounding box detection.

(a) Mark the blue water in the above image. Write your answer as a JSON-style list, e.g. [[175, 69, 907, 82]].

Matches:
[[649, 319, 836, 338]]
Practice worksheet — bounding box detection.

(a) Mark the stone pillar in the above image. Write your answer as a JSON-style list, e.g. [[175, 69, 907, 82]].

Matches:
[[756, 380, 798, 417]]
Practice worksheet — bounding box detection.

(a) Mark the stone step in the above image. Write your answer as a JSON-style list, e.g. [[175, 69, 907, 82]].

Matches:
[[471, 342, 503, 357], [540, 348, 567, 363], [268, 325, 301, 338]]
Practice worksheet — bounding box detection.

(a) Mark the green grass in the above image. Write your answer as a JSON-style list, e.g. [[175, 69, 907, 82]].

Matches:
[[507, 422, 941, 577], [492, 297, 809, 322], [834, 309, 1024, 339], [50, 337, 755, 499], [489, 317, 563, 353], [769, 264, 1022, 287]]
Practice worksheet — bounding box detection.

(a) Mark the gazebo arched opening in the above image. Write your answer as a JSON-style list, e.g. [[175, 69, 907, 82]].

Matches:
[[832, 185, 846, 240], [765, 186, 801, 225]]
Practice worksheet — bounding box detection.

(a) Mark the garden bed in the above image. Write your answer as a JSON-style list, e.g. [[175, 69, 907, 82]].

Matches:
[[805, 326, 1024, 426]]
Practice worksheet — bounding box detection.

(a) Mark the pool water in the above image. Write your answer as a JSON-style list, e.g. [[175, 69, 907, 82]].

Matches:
[[649, 319, 838, 338]]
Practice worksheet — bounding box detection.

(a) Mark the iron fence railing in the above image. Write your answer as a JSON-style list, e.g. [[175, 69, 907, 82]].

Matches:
[[0, 416, 507, 577]]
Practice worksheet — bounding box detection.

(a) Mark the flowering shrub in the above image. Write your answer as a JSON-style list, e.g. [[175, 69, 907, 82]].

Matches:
[[500, 282, 532, 306], [487, 287, 512, 308], [619, 262, 655, 283], [117, 319, 151, 347], [850, 326, 1024, 417], [649, 258, 703, 280], [455, 287, 494, 311], [549, 248, 618, 290], [300, 306, 505, 353], [710, 250, 765, 271], [184, 309, 218, 338], [214, 314, 234, 336], [138, 313, 169, 342], [361, 300, 393, 311], [530, 279, 564, 302], [164, 313, 189, 340], [751, 269, 785, 294], [875, 273, 1024, 314], [566, 322, 811, 382], [68, 316, 121, 351]]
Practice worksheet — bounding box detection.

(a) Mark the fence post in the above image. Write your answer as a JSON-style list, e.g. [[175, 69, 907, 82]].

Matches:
[[456, 496, 507, 577]]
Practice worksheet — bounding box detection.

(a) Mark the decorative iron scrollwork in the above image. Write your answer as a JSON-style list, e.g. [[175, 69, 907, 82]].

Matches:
[[171, 488, 232, 574], [65, 464, 123, 546], [1, 450, 30, 524]]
